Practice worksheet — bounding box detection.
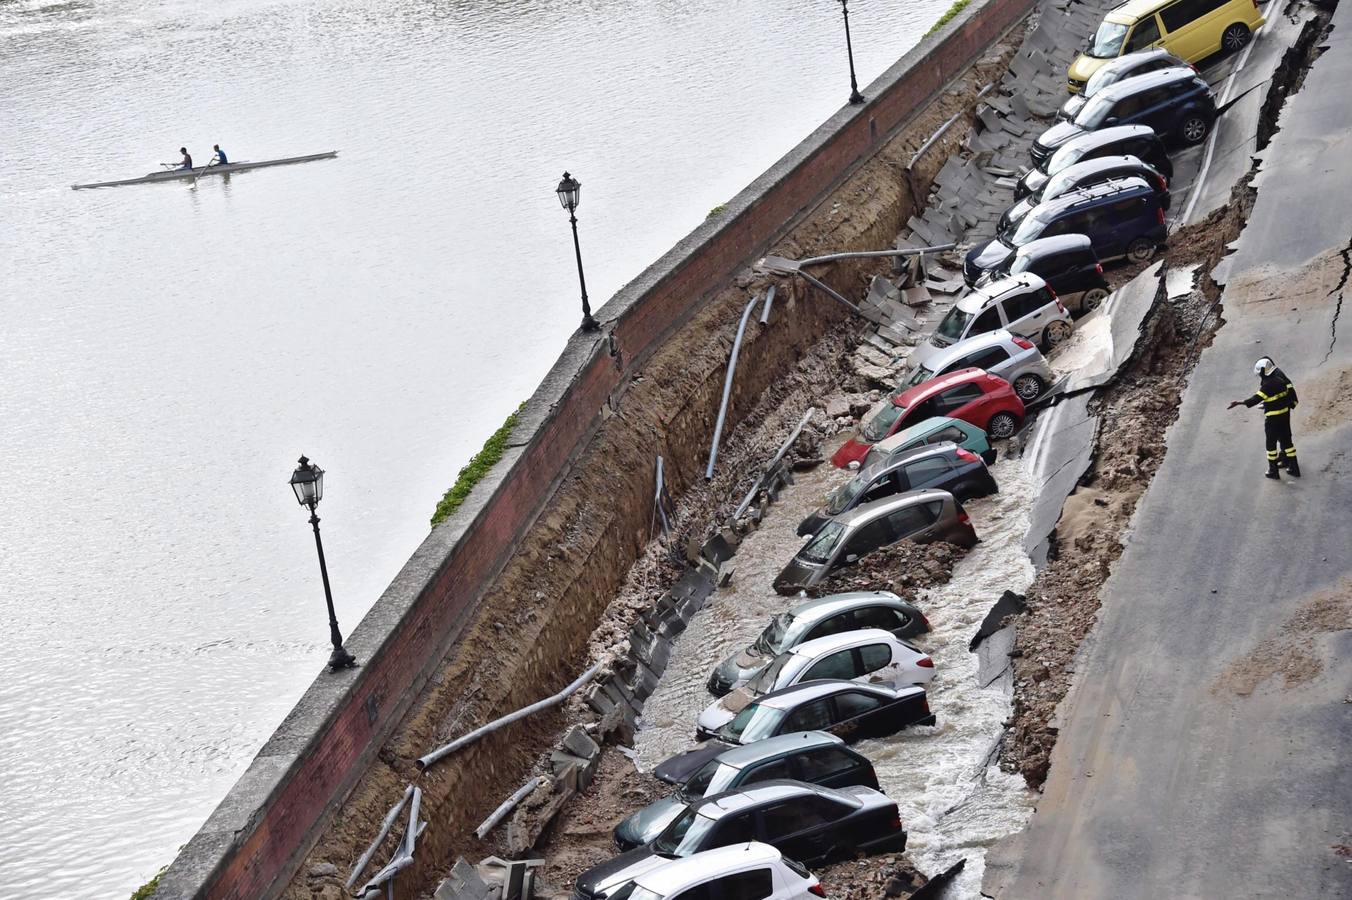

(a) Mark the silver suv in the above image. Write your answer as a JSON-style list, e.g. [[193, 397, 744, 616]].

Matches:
[[899, 329, 1054, 403]]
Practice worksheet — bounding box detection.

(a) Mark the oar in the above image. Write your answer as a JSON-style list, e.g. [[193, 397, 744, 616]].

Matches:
[[191, 158, 217, 187]]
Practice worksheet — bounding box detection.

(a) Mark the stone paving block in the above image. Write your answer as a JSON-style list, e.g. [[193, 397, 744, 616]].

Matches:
[[977, 106, 1003, 132]]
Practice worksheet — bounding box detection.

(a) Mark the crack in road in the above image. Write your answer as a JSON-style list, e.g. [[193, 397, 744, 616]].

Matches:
[[1321, 236, 1352, 364]]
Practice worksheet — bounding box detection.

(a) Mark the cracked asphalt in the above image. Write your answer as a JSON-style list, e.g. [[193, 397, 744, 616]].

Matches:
[[985, 4, 1352, 897]]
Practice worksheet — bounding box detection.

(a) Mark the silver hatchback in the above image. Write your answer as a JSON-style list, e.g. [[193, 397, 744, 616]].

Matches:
[[899, 329, 1054, 403]]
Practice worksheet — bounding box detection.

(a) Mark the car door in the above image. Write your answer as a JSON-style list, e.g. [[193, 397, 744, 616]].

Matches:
[[737, 756, 795, 787], [830, 690, 890, 739], [756, 799, 838, 866], [792, 745, 877, 790], [798, 648, 857, 684], [854, 471, 902, 509], [1102, 195, 1148, 256], [933, 383, 985, 419], [935, 382, 988, 425], [963, 303, 1004, 341], [804, 610, 858, 641], [1158, 0, 1210, 59], [900, 454, 956, 493], [893, 395, 940, 434], [1138, 85, 1180, 135], [857, 642, 901, 685], [883, 501, 940, 544], [781, 697, 836, 735], [832, 517, 894, 569], [1123, 13, 1162, 54], [853, 603, 923, 639], [672, 868, 776, 900], [705, 811, 759, 852], [963, 345, 1012, 378], [1031, 250, 1079, 295], [924, 423, 970, 448]]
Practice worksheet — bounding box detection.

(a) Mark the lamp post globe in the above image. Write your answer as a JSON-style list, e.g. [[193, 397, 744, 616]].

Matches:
[[556, 171, 600, 332], [289, 455, 357, 672], [839, 1, 866, 105]]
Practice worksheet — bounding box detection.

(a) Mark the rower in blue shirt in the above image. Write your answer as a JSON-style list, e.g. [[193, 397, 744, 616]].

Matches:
[[212, 144, 228, 166]]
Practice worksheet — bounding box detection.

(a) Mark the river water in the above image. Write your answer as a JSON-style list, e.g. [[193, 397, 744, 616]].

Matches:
[[0, 0, 952, 895]]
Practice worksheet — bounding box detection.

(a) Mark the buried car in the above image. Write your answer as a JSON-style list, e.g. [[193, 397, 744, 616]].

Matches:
[[975, 235, 1112, 315], [773, 489, 977, 595], [910, 275, 1071, 370], [898, 329, 1054, 404], [574, 780, 905, 899], [603, 842, 826, 900], [707, 592, 929, 697], [859, 415, 994, 469], [830, 367, 1025, 468], [655, 681, 935, 787], [799, 442, 996, 537], [695, 630, 934, 739], [1058, 48, 1189, 121], [615, 731, 879, 850], [995, 154, 1170, 237]]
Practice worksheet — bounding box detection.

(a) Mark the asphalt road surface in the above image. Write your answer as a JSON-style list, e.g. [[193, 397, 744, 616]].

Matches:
[[985, 4, 1352, 897]]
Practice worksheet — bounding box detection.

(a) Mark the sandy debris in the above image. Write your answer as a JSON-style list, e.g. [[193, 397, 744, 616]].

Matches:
[[805, 540, 969, 601]]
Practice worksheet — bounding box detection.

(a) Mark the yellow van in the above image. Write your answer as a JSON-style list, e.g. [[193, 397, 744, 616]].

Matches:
[[1067, 0, 1266, 92]]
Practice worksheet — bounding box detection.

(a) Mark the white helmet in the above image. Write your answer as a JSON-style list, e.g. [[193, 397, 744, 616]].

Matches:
[[1254, 357, 1275, 377]]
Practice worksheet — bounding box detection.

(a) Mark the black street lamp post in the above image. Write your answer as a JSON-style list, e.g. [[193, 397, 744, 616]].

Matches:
[[839, 1, 865, 105], [556, 171, 600, 332], [289, 455, 358, 672]]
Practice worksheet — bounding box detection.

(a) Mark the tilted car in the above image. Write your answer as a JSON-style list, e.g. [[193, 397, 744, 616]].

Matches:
[[1034, 68, 1215, 157], [655, 681, 936, 788], [1015, 124, 1172, 199], [898, 329, 1054, 404], [615, 731, 879, 850], [800, 442, 995, 537], [695, 630, 934, 739], [976, 235, 1112, 315], [600, 842, 826, 900], [707, 592, 929, 697], [1058, 48, 1189, 121], [859, 415, 994, 469], [831, 367, 1026, 468], [773, 489, 978, 594], [574, 780, 905, 899], [996, 154, 1170, 237], [917, 275, 1073, 366]]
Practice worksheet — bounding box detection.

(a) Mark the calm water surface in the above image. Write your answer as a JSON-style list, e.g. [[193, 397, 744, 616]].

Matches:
[[0, 0, 949, 894]]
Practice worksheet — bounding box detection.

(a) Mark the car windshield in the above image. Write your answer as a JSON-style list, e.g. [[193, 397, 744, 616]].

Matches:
[[1087, 21, 1128, 58], [1044, 167, 1091, 200], [747, 651, 793, 693], [1011, 214, 1050, 246], [904, 364, 935, 388], [935, 306, 973, 342], [753, 612, 794, 655], [798, 521, 844, 564], [1084, 63, 1125, 96], [1047, 143, 1089, 176], [1075, 93, 1116, 129], [826, 470, 873, 514], [861, 402, 904, 442], [1009, 254, 1036, 275], [652, 809, 719, 857], [681, 759, 742, 800], [718, 702, 787, 744]]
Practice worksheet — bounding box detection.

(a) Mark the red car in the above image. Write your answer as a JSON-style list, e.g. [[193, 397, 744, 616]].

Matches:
[[832, 368, 1025, 468]]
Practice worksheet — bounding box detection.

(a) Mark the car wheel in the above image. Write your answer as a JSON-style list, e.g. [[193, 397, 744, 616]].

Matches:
[[1179, 113, 1211, 144], [1126, 237, 1156, 263], [987, 411, 1019, 439], [1222, 23, 1251, 54], [1081, 287, 1109, 312], [1042, 319, 1073, 347], [1013, 373, 1045, 402]]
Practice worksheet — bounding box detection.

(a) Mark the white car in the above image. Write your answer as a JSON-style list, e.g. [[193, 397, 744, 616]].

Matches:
[[696, 629, 934, 737], [897, 328, 1055, 403], [617, 842, 824, 900]]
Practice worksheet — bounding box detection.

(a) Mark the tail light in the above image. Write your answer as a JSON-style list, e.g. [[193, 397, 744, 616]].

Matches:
[[919, 693, 931, 716], [809, 885, 828, 897], [957, 508, 972, 526], [920, 613, 931, 629], [1156, 174, 1168, 192], [955, 448, 979, 464], [1094, 262, 1104, 275], [1157, 207, 1166, 225], [917, 656, 934, 668], [1048, 285, 1066, 314], [1012, 336, 1035, 350], [887, 809, 904, 831]]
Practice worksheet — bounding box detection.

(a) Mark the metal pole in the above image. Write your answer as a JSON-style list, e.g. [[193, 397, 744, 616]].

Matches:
[[733, 407, 817, 520], [309, 504, 357, 671], [706, 294, 762, 480], [569, 208, 600, 332], [841, 1, 865, 105]]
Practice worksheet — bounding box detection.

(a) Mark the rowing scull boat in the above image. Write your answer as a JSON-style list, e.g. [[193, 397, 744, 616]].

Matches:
[[71, 151, 338, 190]]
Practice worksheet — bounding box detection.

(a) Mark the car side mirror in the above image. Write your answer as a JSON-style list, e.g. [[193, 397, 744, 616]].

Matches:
[[1104, 116, 1119, 126], [844, 554, 859, 565]]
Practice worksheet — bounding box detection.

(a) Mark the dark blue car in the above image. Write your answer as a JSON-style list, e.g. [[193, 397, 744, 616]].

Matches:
[[965, 177, 1168, 283], [1031, 67, 1216, 165]]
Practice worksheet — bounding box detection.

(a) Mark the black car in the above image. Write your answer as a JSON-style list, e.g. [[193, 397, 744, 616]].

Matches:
[[1032, 68, 1215, 163], [575, 780, 906, 899], [655, 680, 935, 785], [1015, 124, 1172, 199], [996, 154, 1170, 237], [977, 234, 1110, 314], [1057, 48, 1189, 122], [966, 177, 1168, 283], [614, 730, 878, 850], [797, 442, 996, 537]]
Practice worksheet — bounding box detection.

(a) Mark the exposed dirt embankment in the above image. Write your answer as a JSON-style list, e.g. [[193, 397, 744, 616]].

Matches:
[[285, 34, 1025, 900]]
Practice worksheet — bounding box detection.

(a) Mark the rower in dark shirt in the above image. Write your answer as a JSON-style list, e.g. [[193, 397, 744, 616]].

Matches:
[[179, 147, 193, 169], [212, 144, 228, 166]]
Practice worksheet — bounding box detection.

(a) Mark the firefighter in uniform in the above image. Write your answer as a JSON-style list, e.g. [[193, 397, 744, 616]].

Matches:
[[1228, 357, 1300, 479]]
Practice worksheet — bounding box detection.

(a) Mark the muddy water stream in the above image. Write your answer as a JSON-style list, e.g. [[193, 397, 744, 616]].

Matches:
[[634, 457, 1037, 896]]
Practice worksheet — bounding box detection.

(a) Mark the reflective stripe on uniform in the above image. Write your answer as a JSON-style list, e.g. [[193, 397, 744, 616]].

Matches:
[[1265, 407, 1291, 416], [1267, 450, 1280, 459], [1284, 447, 1298, 456]]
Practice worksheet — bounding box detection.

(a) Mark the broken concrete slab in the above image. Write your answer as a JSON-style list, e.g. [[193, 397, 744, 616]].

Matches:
[[1022, 391, 1097, 568], [434, 859, 492, 900], [1058, 262, 1164, 394]]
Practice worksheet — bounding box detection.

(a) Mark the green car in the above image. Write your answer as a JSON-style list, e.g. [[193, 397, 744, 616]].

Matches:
[[860, 415, 994, 469]]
